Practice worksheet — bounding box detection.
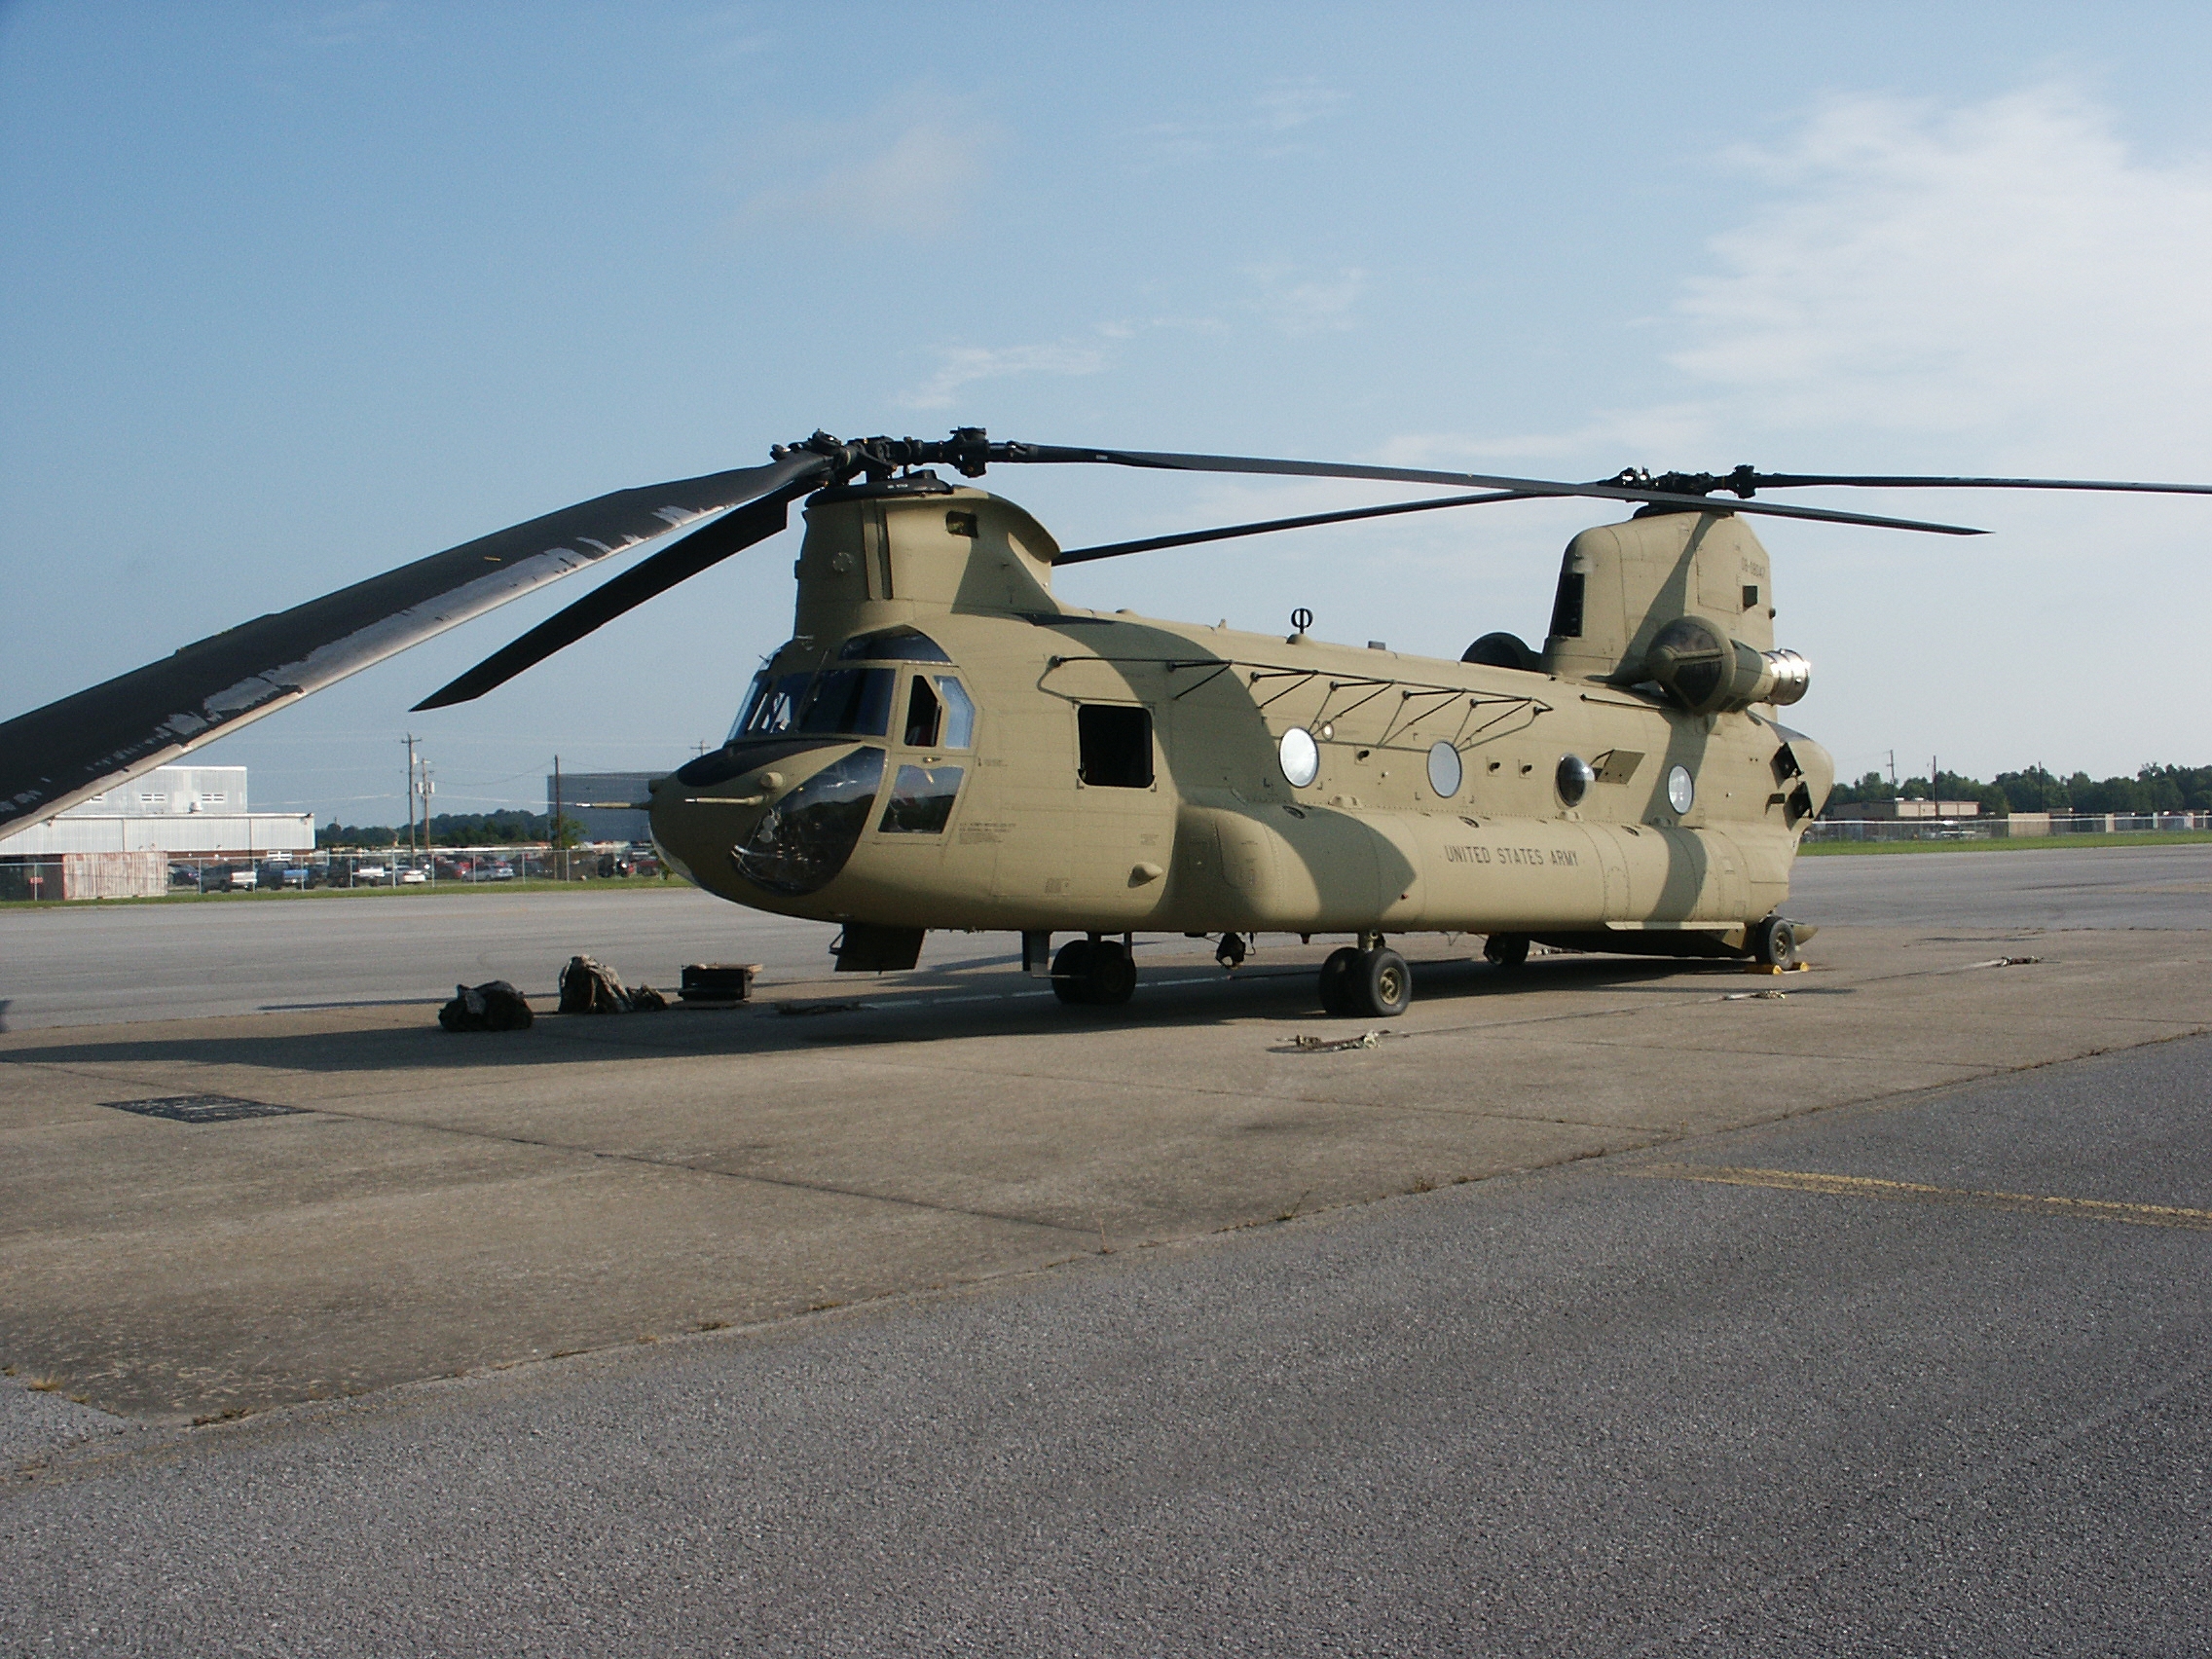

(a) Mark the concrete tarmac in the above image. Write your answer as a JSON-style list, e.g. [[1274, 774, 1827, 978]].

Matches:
[[4, 1035, 2209, 1655], [2, 841, 2204, 1032], [2, 846, 2208, 1652], [1792, 839, 2209, 930]]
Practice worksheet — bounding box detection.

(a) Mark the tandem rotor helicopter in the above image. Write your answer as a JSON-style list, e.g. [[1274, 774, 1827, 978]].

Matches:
[[6, 430, 2208, 1017]]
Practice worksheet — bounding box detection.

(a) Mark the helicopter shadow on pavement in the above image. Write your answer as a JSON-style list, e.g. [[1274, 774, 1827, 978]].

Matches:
[[0, 952, 1751, 1083]]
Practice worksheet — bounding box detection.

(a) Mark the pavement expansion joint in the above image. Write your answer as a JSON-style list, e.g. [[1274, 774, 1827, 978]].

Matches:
[[1634, 1163, 2212, 1231], [278, 1098, 1099, 1236]]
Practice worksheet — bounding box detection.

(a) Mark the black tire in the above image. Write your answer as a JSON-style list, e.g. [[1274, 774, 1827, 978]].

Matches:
[[1751, 916, 1798, 969], [1051, 939, 1094, 1005], [1352, 947, 1412, 1017], [1318, 946, 1361, 1015], [1085, 939, 1137, 1007], [1483, 933, 1530, 969]]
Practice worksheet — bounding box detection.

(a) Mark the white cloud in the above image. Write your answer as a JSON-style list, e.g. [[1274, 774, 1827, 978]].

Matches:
[[1244, 263, 1367, 336], [1135, 79, 1348, 160], [736, 92, 994, 240], [1252, 79, 1349, 133], [897, 341, 1110, 411], [1668, 87, 2212, 470], [1380, 87, 2212, 481]]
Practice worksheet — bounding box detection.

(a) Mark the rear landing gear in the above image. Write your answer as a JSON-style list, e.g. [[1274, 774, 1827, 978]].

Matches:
[[1483, 933, 1530, 969], [1319, 941, 1412, 1018], [1051, 937, 1136, 1006]]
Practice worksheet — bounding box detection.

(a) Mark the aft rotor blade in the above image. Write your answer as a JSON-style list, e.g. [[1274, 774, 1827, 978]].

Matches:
[[1057, 490, 1538, 565], [1003, 444, 1986, 535], [0, 452, 830, 830], [1742, 472, 2212, 497], [414, 478, 813, 709]]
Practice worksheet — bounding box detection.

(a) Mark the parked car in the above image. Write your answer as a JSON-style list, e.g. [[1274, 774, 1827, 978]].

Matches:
[[354, 863, 389, 884], [398, 866, 429, 885]]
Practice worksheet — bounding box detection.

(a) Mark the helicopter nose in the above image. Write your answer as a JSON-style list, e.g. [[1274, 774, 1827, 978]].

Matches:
[[650, 740, 885, 902]]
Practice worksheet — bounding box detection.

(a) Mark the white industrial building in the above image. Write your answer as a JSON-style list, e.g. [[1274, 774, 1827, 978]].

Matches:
[[0, 765, 314, 899]]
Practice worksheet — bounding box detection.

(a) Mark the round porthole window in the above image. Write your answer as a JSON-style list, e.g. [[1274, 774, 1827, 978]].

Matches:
[[1278, 726, 1320, 788], [1556, 753, 1595, 807], [1667, 764, 1695, 814], [1426, 741, 1462, 799]]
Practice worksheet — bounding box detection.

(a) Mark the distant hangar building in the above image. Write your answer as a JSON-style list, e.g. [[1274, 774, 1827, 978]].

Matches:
[[0, 765, 314, 900], [549, 772, 661, 844]]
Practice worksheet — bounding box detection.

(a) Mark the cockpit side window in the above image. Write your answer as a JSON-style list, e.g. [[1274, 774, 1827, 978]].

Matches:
[[934, 677, 976, 750], [903, 675, 941, 747]]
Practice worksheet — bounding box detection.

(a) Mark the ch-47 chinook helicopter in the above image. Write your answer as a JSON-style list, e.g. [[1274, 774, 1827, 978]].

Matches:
[[6, 430, 2209, 1017]]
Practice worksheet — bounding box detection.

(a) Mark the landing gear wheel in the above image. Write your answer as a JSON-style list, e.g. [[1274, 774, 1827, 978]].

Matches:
[[1051, 939, 1094, 1005], [1483, 934, 1530, 969], [1352, 947, 1412, 1018], [1318, 946, 1361, 1015], [1751, 916, 1799, 969], [1085, 939, 1137, 1007]]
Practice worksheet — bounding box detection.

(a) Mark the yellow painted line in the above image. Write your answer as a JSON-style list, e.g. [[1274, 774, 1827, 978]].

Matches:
[[1635, 1164, 2212, 1233]]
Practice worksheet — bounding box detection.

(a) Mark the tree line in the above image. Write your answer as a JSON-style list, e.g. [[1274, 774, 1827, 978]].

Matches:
[[316, 810, 570, 849], [1826, 763, 2211, 815]]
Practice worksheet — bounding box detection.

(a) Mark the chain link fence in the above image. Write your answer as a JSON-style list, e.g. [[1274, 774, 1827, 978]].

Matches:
[[0, 842, 666, 900], [1807, 812, 2211, 844]]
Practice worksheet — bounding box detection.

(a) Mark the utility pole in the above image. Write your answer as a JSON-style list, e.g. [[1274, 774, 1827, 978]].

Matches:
[[403, 734, 419, 863], [419, 764, 434, 881], [552, 754, 563, 883], [1887, 750, 1898, 792]]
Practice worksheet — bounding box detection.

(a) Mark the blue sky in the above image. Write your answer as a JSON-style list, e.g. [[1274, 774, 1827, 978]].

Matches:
[[5, 2, 2209, 820]]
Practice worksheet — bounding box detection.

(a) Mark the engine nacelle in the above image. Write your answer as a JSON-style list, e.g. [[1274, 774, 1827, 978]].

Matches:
[[1641, 616, 1810, 715]]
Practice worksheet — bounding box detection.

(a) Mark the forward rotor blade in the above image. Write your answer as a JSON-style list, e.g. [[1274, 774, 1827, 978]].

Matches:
[[415, 477, 813, 710], [0, 452, 829, 830], [1743, 472, 2212, 497], [1057, 490, 1537, 566], [1003, 444, 1986, 535]]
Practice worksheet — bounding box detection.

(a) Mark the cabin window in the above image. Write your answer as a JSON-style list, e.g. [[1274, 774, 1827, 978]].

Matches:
[[1549, 571, 1585, 640], [730, 670, 810, 741], [900, 674, 977, 749], [837, 626, 951, 663], [1077, 705, 1153, 789], [878, 764, 964, 834], [1742, 583, 1760, 611], [796, 668, 895, 737]]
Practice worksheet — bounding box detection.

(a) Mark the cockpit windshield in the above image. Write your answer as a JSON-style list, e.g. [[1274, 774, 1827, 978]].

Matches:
[[728, 671, 810, 743], [727, 666, 896, 743], [728, 631, 963, 748], [796, 667, 895, 737]]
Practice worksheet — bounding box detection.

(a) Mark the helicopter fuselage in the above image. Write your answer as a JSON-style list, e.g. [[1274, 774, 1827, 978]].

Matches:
[[648, 478, 1834, 967]]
